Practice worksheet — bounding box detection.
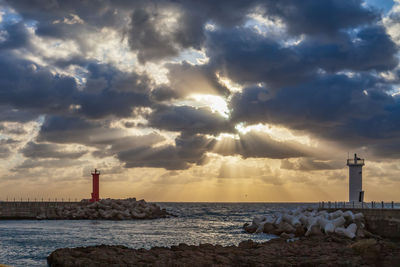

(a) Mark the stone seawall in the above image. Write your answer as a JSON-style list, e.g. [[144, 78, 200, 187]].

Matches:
[[320, 208, 400, 239], [0, 199, 169, 220], [0, 202, 80, 219]]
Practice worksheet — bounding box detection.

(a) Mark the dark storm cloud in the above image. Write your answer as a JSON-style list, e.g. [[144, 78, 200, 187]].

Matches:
[[21, 141, 87, 159], [77, 62, 151, 118], [213, 131, 309, 159], [206, 25, 397, 88], [0, 52, 77, 114], [117, 133, 215, 170], [0, 21, 31, 50], [91, 133, 165, 158], [230, 73, 400, 154], [37, 115, 112, 144], [280, 158, 342, 171], [125, 1, 266, 62], [125, 0, 379, 62], [0, 106, 39, 122], [38, 115, 166, 159], [0, 47, 151, 121], [261, 0, 378, 36], [150, 86, 180, 102], [4, 0, 130, 52], [297, 26, 398, 72], [4, 0, 379, 62], [147, 105, 234, 135], [127, 7, 182, 63]]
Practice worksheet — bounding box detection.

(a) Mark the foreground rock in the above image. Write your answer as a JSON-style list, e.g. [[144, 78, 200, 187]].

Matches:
[[47, 236, 400, 266], [244, 208, 373, 239], [36, 198, 169, 220]]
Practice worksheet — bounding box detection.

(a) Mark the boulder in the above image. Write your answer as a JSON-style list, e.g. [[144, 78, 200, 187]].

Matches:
[[280, 232, 295, 239], [294, 225, 306, 237], [335, 223, 357, 239], [243, 223, 257, 234], [263, 223, 276, 234], [328, 210, 343, 220], [331, 216, 346, 228], [305, 224, 322, 237], [354, 212, 364, 223], [244, 209, 366, 240], [343, 210, 355, 223], [274, 222, 295, 235]]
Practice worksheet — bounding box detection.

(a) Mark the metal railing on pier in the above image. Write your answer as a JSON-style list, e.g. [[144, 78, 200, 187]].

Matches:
[[1, 197, 79, 202], [318, 201, 400, 210]]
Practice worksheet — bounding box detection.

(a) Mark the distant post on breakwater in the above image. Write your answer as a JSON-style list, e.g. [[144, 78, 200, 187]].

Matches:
[[90, 169, 100, 202], [347, 153, 365, 203]]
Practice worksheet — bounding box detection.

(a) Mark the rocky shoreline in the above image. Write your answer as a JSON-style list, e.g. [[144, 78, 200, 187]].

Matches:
[[36, 198, 170, 220], [46, 207, 400, 266], [47, 236, 400, 266]]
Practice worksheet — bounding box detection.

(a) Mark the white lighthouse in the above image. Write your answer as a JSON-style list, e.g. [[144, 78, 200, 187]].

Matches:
[[347, 153, 365, 202]]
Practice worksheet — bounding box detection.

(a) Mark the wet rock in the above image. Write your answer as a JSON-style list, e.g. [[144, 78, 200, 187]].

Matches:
[[263, 222, 276, 233], [280, 232, 294, 239], [294, 225, 306, 237], [47, 237, 400, 267], [243, 223, 257, 233]]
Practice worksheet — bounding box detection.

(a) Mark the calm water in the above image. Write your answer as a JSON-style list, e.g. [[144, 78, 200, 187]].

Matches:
[[0, 202, 317, 267]]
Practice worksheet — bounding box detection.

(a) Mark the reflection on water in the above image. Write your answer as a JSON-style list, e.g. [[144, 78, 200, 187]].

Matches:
[[0, 202, 316, 267]]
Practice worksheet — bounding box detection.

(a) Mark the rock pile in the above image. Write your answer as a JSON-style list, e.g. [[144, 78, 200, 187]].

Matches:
[[243, 208, 372, 239], [36, 198, 169, 220], [47, 236, 400, 266]]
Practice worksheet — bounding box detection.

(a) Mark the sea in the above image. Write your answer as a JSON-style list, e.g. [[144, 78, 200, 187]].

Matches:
[[0, 202, 317, 267]]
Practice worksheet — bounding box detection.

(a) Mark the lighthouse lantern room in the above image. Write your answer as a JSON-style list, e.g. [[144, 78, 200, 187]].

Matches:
[[346, 154, 365, 203]]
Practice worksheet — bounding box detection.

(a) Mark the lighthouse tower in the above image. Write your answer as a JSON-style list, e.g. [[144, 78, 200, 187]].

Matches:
[[347, 154, 365, 202], [90, 169, 100, 202]]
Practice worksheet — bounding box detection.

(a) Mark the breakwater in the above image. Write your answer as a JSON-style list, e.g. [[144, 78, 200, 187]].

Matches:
[[244, 207, 368, 240], [319, 208, 400, 239], [0, 198, 168, 220], [0, 201, 79, 219]]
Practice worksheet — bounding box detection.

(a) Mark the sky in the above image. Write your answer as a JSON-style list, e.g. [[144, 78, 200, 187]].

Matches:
[[0, 0, 399, 202]]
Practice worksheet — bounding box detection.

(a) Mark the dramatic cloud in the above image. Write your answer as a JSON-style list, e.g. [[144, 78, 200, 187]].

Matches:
[[117, 134, 215, 170], [21, 141, 87, 159], [0, 0, 399, 180], [15, 158, 87, 169], [147, 105, 234, 135], [0, 143, 11, 158], [230, 73, 400, 152], [213, 131, 310, 159], [166, 62, 230, 97], [280, 158, 342, 171], [0, 21, 31, 50], [261, 0, 378, 36], [0, 48, 151, 120], [206, 25, 397, 88]]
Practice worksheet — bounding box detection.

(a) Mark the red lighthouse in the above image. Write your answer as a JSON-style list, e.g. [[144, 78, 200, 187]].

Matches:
[[90, 169, 100, 202]]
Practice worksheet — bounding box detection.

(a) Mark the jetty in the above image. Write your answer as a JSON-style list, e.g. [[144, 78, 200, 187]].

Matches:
[[0, 201, 79, 220], [318, 203, 400, 239], [0, 170, 169, 220]]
